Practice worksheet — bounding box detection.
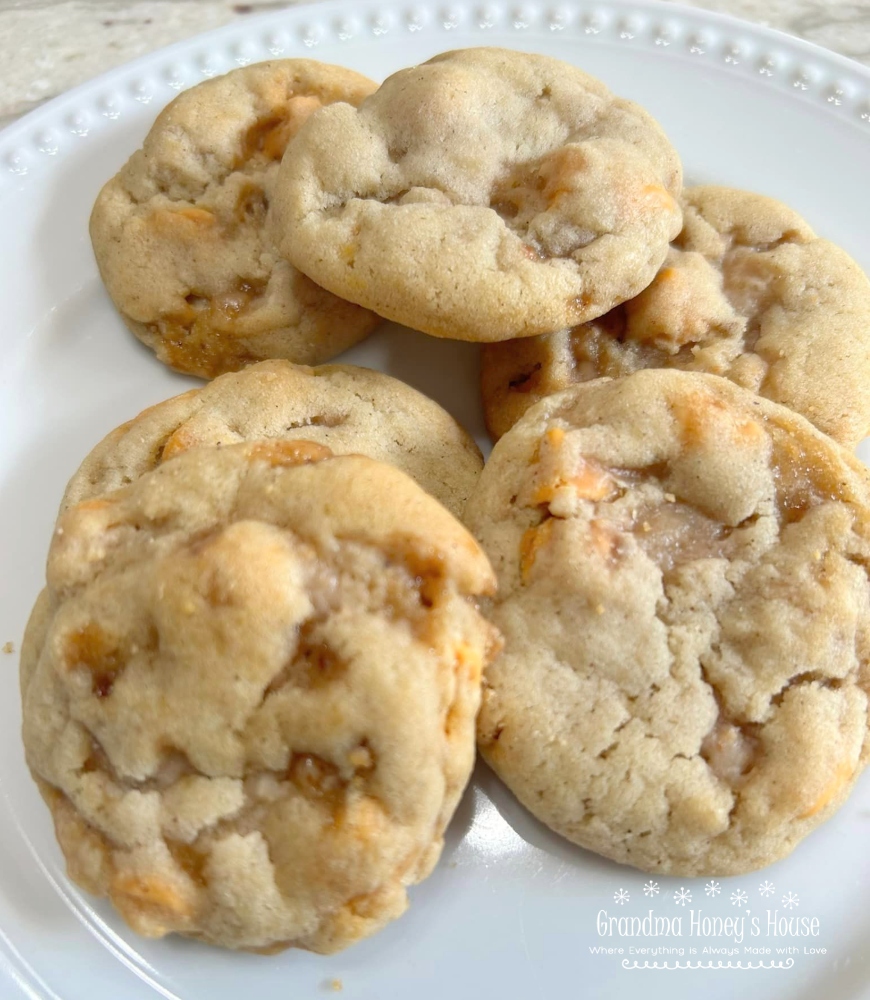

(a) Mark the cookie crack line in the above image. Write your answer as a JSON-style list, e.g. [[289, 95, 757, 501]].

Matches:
[[769, 670, 848, 705]]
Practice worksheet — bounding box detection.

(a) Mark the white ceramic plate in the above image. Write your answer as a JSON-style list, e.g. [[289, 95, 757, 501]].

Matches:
[[3, 2, 870, 997]]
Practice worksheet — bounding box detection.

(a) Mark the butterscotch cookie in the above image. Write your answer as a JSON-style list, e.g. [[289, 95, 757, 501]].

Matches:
[[272, 47, 682, 342], [22, 441, 499, 952], [481, 185, 870, 446], [61, 360, 482, 518], [90, 60, 380, 379], [467, 369, 870, 875]]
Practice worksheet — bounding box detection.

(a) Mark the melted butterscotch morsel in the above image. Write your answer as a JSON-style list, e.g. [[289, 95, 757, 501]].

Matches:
[[166, 839, 210, 888], [287, 752, 345, 805], [62, 622, 124, 698], [156, 326, 258, 379], [532, 457, 617, 507], [798, 762, 855, 819], [521, 415, 757, 573], [519, 519, 554, 583], [347, 744, 375, 771], [245, 439, 333, 468], [630, 501, 734, 573], [522, 427, 619, 511], [264, 619, 347, 695], [109, 870, 199, 938], [237, 95, 323, 167], [293, 635, 345, 690], [769, 424, 861, 527], [154, 278, 270, 379]]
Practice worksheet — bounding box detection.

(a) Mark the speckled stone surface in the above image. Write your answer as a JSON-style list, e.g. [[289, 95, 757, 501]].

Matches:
[[0, 0, 867, 129]]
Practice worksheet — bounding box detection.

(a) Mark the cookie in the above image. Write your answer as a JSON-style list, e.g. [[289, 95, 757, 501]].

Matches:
[[271, 47, 682, 342], [481, 185, 870, 446], [467, 369, 870, 875], [21, 441, 499, 952], [90, 60, 380, 379], [61, 360, 482, 519]]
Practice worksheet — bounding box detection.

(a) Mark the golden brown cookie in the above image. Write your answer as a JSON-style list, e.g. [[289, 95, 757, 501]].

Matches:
[[272, 47, 682, 342], [61, 360, 482, 519], [481, 185, 870, 446], [466, 369, 870, 875], [90, 60, 380, 378], [22, 441, 499, 952]]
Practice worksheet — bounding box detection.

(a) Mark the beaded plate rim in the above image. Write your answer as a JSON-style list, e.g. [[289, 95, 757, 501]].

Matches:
[[1, 0, 869, 191]]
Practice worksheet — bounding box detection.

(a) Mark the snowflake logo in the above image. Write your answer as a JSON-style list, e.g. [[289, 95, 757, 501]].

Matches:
[[673, 887, 692, 906], [782, 892, 800, 910], [730, 889, 748, 907], [705, 881, 721, 897], [613, 888, 630, 905], [758, 880, 775, 897], [643, 881, 660, 897]]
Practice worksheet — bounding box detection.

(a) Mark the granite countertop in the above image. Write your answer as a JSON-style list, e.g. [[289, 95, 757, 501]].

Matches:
[[1, 0, 868, 128]]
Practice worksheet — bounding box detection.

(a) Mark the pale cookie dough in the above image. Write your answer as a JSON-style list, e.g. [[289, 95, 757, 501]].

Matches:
[[90, 60, 380, 379], [481, 185, 870, 446], [22, 441, 499, 952], [272, 47, 682, 342], [61, 360, 482, 519], [467, 369, 870, 876]]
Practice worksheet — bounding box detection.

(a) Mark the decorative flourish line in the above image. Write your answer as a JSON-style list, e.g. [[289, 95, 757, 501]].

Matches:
[[621, 958, 796, 970]]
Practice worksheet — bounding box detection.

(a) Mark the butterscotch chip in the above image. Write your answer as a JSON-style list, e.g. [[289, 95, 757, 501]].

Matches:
[[61, 360, 482, 519], [90, 60, 380, 379], [481, 185, 870, 446], [21, 443, 499, 952], [466, 369, 870, 875], [271, 48, 682, 342]]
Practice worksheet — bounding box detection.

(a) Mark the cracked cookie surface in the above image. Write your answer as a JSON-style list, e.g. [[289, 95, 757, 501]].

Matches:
[[481, 186, 870, 446], [90, 60, 380, 378], [466, 369, 870, 875], [272, 47, 682, 342], [22, 441, 498, 952], [61, 360, 482, 519]]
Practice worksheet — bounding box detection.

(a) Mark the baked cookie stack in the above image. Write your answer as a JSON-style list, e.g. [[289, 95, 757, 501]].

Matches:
[[19, 46, 870, 956], [90, 60, 382, 377], [480, 185, 870, 446]]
